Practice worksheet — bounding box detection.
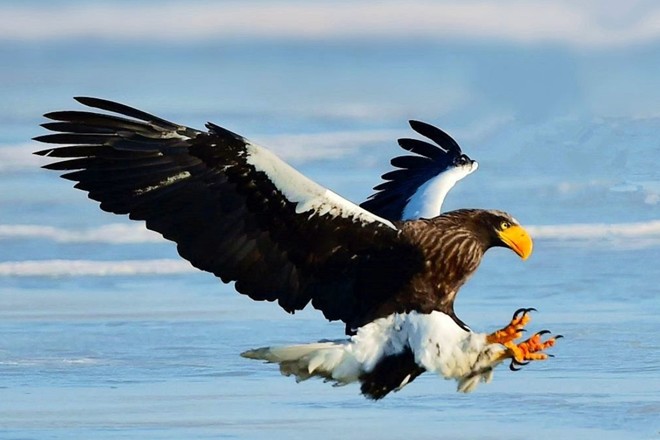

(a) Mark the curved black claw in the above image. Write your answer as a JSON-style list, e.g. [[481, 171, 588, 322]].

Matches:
[[555, 335, 564, 339], [509, 359, 530, 371], [512, 307, 537, 320], [536, 330, 552, 337]]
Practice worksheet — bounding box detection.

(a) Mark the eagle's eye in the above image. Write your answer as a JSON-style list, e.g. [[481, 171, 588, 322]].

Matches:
[[500, 221, 511, 230]]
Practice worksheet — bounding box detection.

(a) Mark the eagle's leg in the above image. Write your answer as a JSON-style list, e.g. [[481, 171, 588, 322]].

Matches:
[[503, 330, 562, 370], [456, 329, 561, 393], [486, 307, 536, 345]]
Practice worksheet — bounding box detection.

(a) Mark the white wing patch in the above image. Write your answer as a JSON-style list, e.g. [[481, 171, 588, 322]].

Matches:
[[402, 162, 478, 220], [244, 142, 396, 229]]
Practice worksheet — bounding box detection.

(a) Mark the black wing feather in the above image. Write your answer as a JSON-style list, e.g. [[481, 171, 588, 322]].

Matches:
[[397, 138, 447, 159], [360, 120, 469, 221], [35, 98, 424, 332], [73, 96, 182, 131], [408, 120, 461, 154]]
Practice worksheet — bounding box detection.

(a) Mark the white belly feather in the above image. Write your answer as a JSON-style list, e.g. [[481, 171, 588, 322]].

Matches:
[[242, 311, 507, 394]]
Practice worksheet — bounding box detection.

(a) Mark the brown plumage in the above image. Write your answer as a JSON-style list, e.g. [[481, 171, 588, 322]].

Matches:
[[34, 98, 534, 399], [347, 209, 526, 332]]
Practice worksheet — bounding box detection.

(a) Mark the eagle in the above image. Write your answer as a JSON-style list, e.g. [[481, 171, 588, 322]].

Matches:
[[34, 97, 560, 399]]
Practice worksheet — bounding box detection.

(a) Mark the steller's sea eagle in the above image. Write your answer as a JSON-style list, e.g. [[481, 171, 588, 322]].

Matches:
[[34, 97, 560, 399]]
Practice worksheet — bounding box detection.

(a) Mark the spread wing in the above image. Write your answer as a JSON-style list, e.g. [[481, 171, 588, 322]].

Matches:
[[34, 97, 425, 331], [360, 121, 478, 221]]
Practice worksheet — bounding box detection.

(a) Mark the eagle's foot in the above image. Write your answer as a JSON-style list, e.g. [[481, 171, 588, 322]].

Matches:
[[486, 307, 536, 345], [503, 330, 562, 371]]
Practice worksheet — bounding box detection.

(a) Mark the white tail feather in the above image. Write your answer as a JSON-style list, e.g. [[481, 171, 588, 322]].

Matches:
[[241, 341, 361, 384], [241, 342, 339, 363]]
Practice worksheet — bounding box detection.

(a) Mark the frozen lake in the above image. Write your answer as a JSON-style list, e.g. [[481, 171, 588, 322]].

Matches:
[[1, 3, 659, 438], [1, 251, 659, 440]]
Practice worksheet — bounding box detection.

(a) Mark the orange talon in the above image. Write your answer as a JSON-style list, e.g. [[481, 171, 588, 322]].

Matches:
[[504, 331, 561, 368], [486, 309, 561, 371], [486, 307, 536, 344]]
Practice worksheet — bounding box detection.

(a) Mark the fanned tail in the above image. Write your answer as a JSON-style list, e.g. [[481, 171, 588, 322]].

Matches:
[[241, 341, 361, 384]]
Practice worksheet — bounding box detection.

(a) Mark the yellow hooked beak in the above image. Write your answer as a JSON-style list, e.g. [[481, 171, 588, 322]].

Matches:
[[498, 225, 533, 260]]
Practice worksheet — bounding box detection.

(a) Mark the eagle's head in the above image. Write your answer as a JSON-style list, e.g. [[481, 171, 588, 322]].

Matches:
[[476, 210, 533, 260]]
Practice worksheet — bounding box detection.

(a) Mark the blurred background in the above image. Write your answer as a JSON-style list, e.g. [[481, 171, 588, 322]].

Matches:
[[0, 1, 658, 439]]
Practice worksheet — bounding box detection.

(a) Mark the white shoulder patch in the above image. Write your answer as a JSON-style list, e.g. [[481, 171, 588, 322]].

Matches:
[[244, 142, 396, 229], [402, 162, 478, 220]]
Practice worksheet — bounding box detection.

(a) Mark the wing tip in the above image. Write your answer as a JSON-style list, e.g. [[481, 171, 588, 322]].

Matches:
[[408, 119, 433, 133], [33, 146, 52, 157], [205, 121, 246, 142], [32, 134, 54, 144], [408, 120, 462, 155], [73, 96, 100, 106]]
